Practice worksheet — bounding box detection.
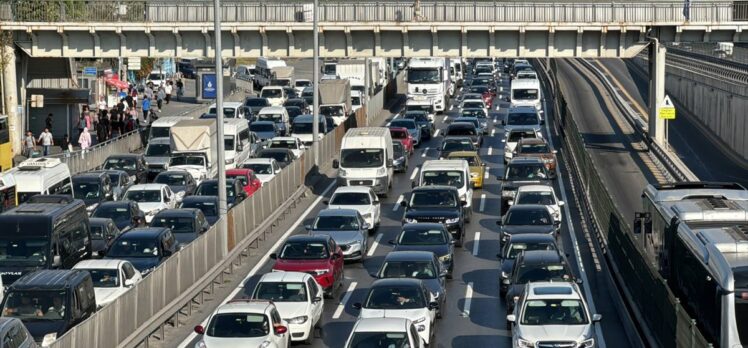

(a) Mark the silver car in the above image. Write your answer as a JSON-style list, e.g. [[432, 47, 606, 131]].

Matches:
[[0, 318, 38, 348], [306, 209, 369, 262]]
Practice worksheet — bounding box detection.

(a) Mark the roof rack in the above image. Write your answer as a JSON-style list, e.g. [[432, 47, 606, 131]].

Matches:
[[226, 298, 273, 305], [18, 158, 62, 170]]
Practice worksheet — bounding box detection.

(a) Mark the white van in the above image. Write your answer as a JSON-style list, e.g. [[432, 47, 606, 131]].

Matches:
[[418, 159, 473, 213], [150, 116, 196, 140], [208, 102, 249, 120], [255, 57, 287, 88], [510, 78, 542, 113], [260, 86, 286, 106], [11, 158, 73, 205], [223, 119, 252, 169], [351, 90, 364, 114], [291, 114, 327, 145], [333, 127, 394, 196], [257, 106, 290, 136]]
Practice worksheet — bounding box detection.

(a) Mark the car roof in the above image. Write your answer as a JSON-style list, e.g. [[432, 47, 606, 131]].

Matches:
[[157, 170, 191, 177], [508, 157, 544, 165], [181, 195, 218, 203], [270, 137, 299, 142], [258, 271, 311, 283], [119, 227, 169, 238], [507, 204, 550, 212], [318, 208, 359, 217], [508, 127, 540, 133], [214, 300, 275, 315], [443, 136, 473, 142], [526, 282, 581, 300], [259, 148, 292, 154], [11, 270, 90, 291], [517, 184, 554, 193], [447, 151, 479, 158], [127, 183, 169, 191], [243, 158, 275, 164], [153, 208, 199, 218], [518, 138, 547, 145], [371, 278, 423, 288], [72, 172, 106, 180], [88, 217, 114, 226], [384, 251, 436, 262], [226, 168, 253, 176], [259, 106, 286, 113], [148, 137, 171, 145], [507, 233, 557, 243], [508, 105, 538, 113], [73, 259, 126, 270], [200, 178, 237, 186], [89, 169, 128, 176], [448, 122, 475, 129], [352, 317, 410, 333], [333, 186, 371, 194], [286, 234, 331, 243], [412, 185, 458, 193], [107, 154, 142, 159], [519, 250, 563, 264]]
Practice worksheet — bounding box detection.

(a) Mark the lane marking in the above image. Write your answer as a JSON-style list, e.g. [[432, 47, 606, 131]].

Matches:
[[479, 194, 486, 212], [491, 128, 496, 136], [484, 168, 490, 180], [332, 281, 358, 319], [367, 233, 382, 257], [178, 180, 337, 348], [393, 194, 404, 212], [433, 129, 440, 138], [487, 147, 493, 155], [472, 232, 481, 256], [499, 86, 503, 92], [461, 282, 474, 317], [410, 167, 420, 181], [421, 147, 430, 158], [449, 104, 454, 111]]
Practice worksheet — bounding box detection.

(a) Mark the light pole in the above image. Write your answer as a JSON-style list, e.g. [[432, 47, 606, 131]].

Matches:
[[213, 0, 228, 247], [312, 0, 320, 166]]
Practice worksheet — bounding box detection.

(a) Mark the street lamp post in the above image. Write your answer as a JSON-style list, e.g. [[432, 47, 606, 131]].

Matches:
[[312, 0, 320, 166], [213, 0, 228, 250]]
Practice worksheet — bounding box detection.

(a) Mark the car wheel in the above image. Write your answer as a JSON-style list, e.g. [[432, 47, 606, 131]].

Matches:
[[303, 333, 313, 345], [455, 233, 463, 247]]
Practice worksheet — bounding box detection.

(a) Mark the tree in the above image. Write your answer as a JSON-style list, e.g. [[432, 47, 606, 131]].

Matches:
[[0, 29, 13, 115], [135, 58, 155, 81]]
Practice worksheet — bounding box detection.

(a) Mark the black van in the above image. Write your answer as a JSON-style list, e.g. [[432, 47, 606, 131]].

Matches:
[[71, 172, 113, 212], [0, 198, 92, 285], [0, 269, 96, 345]]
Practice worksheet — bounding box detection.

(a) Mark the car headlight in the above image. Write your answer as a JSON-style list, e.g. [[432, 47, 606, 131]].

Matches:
[[376, 167, 386, 176], [287, 315, 309, 324], [195, 341, 208, 348], [517, 338, 534, 348], [225, 158, 235, 165], [339, 168, 348, 176], [502, 190, 516, 198], [313, 269, 329, 276], [405, 218, 418, 223], [580, 338, 595, 347], [42, 333, 57, 347], [501, 271, 509, 279], [470, 172, 479, 178], [445, 217, 460, 224], [439, 254, 452, 262]]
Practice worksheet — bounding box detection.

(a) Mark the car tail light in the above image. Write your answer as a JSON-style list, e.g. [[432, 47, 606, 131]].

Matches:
[[194, 325, 205, 334], [274, 325, 288, 335]]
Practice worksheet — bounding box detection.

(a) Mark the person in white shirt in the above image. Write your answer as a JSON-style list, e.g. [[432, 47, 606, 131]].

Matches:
[[164, 81, 173, 104], [38, 128, 54, 156]]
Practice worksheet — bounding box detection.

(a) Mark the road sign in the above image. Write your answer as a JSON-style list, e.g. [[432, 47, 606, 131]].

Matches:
[[128, 57, 141, 71], [658, 95, 676, 120], [30, 94, 44, 108], [82, 67, 97, 77]]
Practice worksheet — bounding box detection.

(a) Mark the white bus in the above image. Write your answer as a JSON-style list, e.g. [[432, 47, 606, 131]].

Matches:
[[11, 158, 72, 205], [255, 57, 287, 88], [223, 119, 252, 169]]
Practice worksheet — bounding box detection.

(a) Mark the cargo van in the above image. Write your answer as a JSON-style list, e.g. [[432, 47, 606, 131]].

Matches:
[[256, 106, 290, 136], [223, 118, 252, 169], [260, 86, 286, 106], [418, 159, 473, 218], [208, 102, 250, 120], [11, 158, 72, 205], [333, 128, 394, 196], [291, 115, 328, 146], [510, 78, 542, 113], [149, 116, 196, 140]]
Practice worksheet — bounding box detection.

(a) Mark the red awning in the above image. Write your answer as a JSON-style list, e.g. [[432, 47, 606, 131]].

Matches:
[[105, 74, 129, 90]]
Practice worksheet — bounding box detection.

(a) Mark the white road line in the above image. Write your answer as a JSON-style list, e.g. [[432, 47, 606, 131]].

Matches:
[[479, 194, 486, 212], [462, 282, 474, 317], [410, 167, 420, 181], [332, 282, 358, 319], [178, 180, 337, 348], [393, 194, 404, 212], [499, 86, 503, 92], [449, 105, 454, 111], [433, 129, 440, 138], [367, 234, 383, 257], [472, 232, 481, 256], [421, 147, 430, 158], [491, 128, 496, 136], [487, 147, 493, 155], [484, 168, 490, 179]]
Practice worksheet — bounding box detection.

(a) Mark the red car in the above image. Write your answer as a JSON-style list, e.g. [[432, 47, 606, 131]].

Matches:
[[226, 168, 262, 197], [389, 127, 414, 155], [270, 234, 344, 298]]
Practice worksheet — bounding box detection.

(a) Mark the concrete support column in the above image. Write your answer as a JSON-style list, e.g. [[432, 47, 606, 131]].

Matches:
[[58, 29, 68, 57], [518, 29, 526, 57], [618, 29, 625, 57], [145, 29, 155, 57], [117, 30, 126, 58], [431, 27, 438, 56], [488, 27, 496, 57], [319, 30, 325, 56], [599, 28, 606, 57], [547, 28, 555, 57], [2, 43, 19, 158], [373, 28, 381, 57], [402, 28, 409, 57], [91, 30, 101, 57], [344, 28, 352, 57], [202, 30, 212, 57], [648, 40, 666, 144], [574, 28, 583, 57], [460, 28, 467, 56], [285, 29, 294, 57], [26, 29, 36, 56], [259, 28, 268, 57]]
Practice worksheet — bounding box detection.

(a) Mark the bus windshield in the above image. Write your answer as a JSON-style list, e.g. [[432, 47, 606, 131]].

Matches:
[[0, 238, 49, 267]]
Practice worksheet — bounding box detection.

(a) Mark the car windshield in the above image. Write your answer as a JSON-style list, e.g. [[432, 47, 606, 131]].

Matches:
[[403, 112, 428, 122], [259, 151, 290, 163], [508, 112, 539, 126], [279, 241, 329, 260], [505, 164, 547, 180], [296, 80, 311, 87], [519, 143, 550, 154], [442, 140, 474, 152], [320, 105, 344, 117], [292, 122, 317, 134], [181, 201, 217, 216], [331, 192, 370, 205], [521, 299, 587, 325], [390, 120, 415, 130], [104, 158, 136, 171], [246, 99, 268, 107], [508, 131, 538, 142], [125, 190, 161, 203], [405, 104, 433, 113], [364, 286, 426, 309], [150, 127, 170, 139], [462, 102, 483, 109], [258, 114, 283, 123], [380, 261, 437, 280], [340, 149, 384, 168], [513, 88, 539, 101], [410, 191, 457, 208], [155, 173, 188, 186], [146, 143, 171, 156], [261, 89, 282, 98], [448, 125, 477, 137], [151, 216, 194, 233], [93, 206, 131, 224], [269, 140, 297, 149], [242, 163, 273, 175], [73, 182, 101, 200], [506, 242, 557, 259], [90, 225, 106, 239], [209, 107, 237, 118], [169, 155, 205, 166], [517, 191, 556, 205], [469, 86, 489, 94], [196, 183, 235, 197], [398, 228, 447, 245], [84, 269, 121, 288], [0, 238, 48, 267], [461, 110, 486, 118], [349, 332, 410, 348], [352, 96, 362, 105], [148, 73, 163, 80], [390, 130, 408, 139], [2, 290, 67, 320], [224, 136, 235, 151], [250, 123, 276, 132], [407, 68, 440, 83], [254, 282, 308, 302], [206, 313, 270, 338], [450, 155, 479, 166], [107, 238, 160, 258], [314, 215, 360, 230], [422, 171, 464, 188], [505, 209, 552, 225]]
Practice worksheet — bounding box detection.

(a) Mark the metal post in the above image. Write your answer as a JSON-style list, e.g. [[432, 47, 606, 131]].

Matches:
[[647, 38, 666, 145], [214, 0, 228, 253], [312, 0, 320, 166], [1, 42, 19, 159]]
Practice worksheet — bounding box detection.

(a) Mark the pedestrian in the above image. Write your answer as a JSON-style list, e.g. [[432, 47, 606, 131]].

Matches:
[[78, 127, 91, 151], [60, 134, 71, 156], [124, 115, 135, 133], [142, 97, 151, 119], [45, 113, 53, 131], [157, 87, 166, 111], [23, 131, 35, 158], [176, 79, 184, 101], [37, 128, 54, 156], [144, 85, 153, 101], [97, 96, 107, 112], [164, 81, 173, 104], [96, 121, 107, 143], [111, 115, 122, 138]]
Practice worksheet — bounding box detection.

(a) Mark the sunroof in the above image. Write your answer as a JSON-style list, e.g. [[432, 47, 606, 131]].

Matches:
[[533, 286, 573, 296]]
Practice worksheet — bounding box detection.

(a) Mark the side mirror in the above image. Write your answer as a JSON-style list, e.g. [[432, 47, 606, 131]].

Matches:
[[558, 201, 565, 207], [332, 159, 340, 169], [552, 150, 558, 154], [400, 200, 408, 207], [411, 181, 416, 189], [506, 314, 516, 323], [352, 302, 362, 310], [312, 296, 323, 303], [369, 272, 380, 278], [575, 278, 584, 285], [269, 253, 278, 260], [124, 279, 134, 287], [540, 119, 545, 125], [439, 269, 449, 277], [460, 201, 467, 206], [388, 240, 397, 245], [304, 224, 312, 230], [52, 255, 62, 267], [362, 223, 371, 230], [386, 158, 394, 168], [322, 200, 329, 205], [428, 301, 439, 310], [496, 220, 503, 226], [194, 325, 205, 334], [592, 314, 602, 322], [496, 253, 502, 259]]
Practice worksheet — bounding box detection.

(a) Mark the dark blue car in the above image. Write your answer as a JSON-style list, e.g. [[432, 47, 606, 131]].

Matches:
[[105, 227, 178, 275], [179, 196, 219, 226]]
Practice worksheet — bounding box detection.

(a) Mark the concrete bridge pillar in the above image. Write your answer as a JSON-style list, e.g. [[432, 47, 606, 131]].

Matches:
[[648, 40, 666, 145], [2, 42, 19, 158]]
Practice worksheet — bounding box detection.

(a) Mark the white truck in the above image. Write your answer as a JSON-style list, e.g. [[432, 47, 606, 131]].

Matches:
[[319, 79, 352, 126], [255, 57, 287, 88], [369, 57, 388, 87], [333, 127, 394, 196], [270, 66, 295, 87], [169, 119, 218, 183], [336, 59, 370, 96], [407, 57, 453, 113]]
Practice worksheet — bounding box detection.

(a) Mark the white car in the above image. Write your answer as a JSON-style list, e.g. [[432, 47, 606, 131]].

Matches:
[[194, 300, 290, 348], [507, 282, 601, 348], [294, 79, 312, 95], [513, 185, 564, 223], [73, 259, 143, 308], [345, 317, 425, 348], [267, 137, 305, 158], [240, 158, 282, 185], [251, 272, 324, 344], [503, 128, 544, 164], [325, 186, 381, 232], [459, 98, 489, 116], [260, 86, 287, 106], [354, 279, 438, 345], [123, 184, 179, 223]]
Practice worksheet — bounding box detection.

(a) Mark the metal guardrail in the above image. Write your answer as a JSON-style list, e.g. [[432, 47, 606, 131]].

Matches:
[[1, 0, 743, 23], [662, 46, 748, 84], [47, 130, 143, 175]]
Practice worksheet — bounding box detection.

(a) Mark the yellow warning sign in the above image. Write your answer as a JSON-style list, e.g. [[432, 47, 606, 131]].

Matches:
[[658, 95, 676, 120]]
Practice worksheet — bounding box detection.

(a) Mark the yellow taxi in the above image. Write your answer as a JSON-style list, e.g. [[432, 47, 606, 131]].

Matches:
[[447, 151, 486, 189]]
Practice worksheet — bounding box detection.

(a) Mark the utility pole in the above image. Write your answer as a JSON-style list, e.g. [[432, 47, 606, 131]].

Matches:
[[213, 0, 228, 252], [312, 0, 320, 166]]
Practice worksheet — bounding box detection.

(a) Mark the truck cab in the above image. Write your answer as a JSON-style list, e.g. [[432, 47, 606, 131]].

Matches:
[[407, 57, 453, 112], [333, 128, 394, 196]]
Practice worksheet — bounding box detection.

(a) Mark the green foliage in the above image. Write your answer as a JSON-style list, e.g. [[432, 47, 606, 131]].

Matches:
[[135, 57, 155, 81]]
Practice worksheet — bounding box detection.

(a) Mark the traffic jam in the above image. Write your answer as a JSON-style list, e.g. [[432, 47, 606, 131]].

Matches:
[[0, 57, 604, 348]]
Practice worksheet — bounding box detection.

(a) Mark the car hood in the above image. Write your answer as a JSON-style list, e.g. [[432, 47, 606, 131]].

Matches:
[[124, 257, 161, 274], [94, 287, 126, 307], [360, 308, 430, 321], [137, 202, 167, 214], [168, 185, 189, 195], [393, 244, 450, 258], [518, 324, 591, 344], [145, 157, 170, 166], [310, 230, 363, 245], [24, 320, 67, 343], [273, 258, 330, 272], [404, 207, 460, 219], [274, 301, 312, 319], [255, 131, 277, 141], [501, 225, 555, 235], [326, 205, 373, 217], [203, 336, 269, 346]]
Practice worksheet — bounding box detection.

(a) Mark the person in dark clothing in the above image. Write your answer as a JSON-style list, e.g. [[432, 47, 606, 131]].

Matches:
[[60, 134, 70, 154], [111, 115, 122, 138], [45, 113, 53, 130], [176, 79, 184, 101]]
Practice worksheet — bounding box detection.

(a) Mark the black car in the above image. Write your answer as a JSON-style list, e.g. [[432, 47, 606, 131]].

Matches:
[[284, 106, 304, 123], [89, 217, 121, 257], [284, 98, 309, 113], [71, 172, 113, 212], [88, 169, 131, 201], [438, 137, 476, 159], [501, 157, 551, 208], [496, 234, 557, 295], [401, 186, 467, 247], [504, 250, 574, 313], [371, 251, 447, 317], [179, 196, 219, 226], [102, 154, 147, 185], [256, 148, 296, 168], [154, 170, 198, 196], [244, 97, 271, 116], [91, 201, 146, 231], [105, 227, 178, 275], [352, 278, 439, 322], [150, 208, 210, 246], [444, 122, 482, 148], [390, 223, 455, 278], [497, 204, 557, 243], [392, 140, 408, 173], [401, 111, 434, 140], [194, 179, 247, 207]]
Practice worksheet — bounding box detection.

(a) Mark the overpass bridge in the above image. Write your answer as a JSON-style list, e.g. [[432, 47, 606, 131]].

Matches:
[[1, 1, 748, 59]]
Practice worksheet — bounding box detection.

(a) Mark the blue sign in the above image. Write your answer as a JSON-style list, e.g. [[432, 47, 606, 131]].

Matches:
[[82, 67, 97, 77], [202, 74, 217, 99]]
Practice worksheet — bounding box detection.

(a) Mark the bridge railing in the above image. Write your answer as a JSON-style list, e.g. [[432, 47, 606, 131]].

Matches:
[[2, 1, 744, 23]]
